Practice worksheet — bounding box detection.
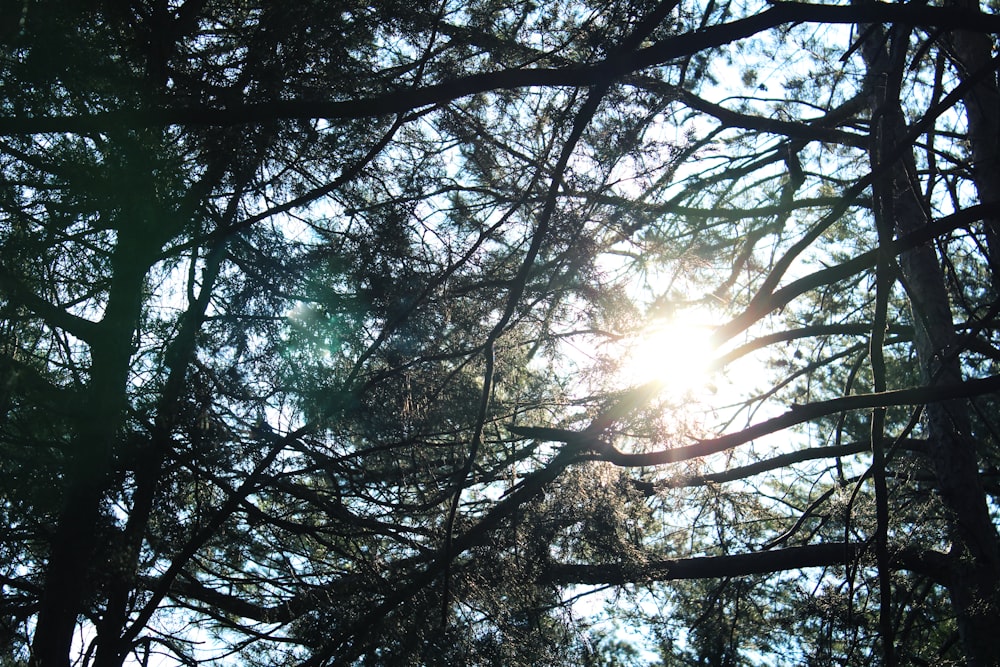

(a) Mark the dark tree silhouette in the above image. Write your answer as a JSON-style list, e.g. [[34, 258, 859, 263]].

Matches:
[[2, 1, 999, 665]]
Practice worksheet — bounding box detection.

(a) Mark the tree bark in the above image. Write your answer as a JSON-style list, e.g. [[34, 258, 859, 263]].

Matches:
[[861, 18, 1000, 667], [946, 0, 1000, 293], [30, 228, 158, 667]]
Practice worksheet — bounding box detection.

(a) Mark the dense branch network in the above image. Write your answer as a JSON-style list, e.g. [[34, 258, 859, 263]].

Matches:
[[2, 1, 1000, 665]]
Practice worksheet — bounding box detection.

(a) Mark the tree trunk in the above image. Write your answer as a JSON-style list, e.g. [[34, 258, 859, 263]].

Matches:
[[31, 236, 154, 667], [947, 0, 1000, 294], [861, 19, 1000, 667]]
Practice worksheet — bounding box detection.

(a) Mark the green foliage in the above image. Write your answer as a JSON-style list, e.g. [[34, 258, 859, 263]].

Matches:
[[2, 1, 1000, 666]]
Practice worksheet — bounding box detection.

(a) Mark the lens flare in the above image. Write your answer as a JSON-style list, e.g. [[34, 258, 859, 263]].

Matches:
[[618, 319, 718, 395]]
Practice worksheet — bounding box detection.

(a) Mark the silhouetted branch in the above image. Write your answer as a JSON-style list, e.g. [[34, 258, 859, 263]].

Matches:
[[1, 4, 997, 136]]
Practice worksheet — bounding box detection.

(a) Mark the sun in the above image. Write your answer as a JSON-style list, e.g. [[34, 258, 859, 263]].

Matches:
[[617, 317, 718, 395]]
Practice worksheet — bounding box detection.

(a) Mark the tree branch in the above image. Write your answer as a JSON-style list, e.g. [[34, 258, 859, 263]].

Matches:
[[541, 543, 861, 585], [602, 374, 1000, 467], [2, 4, 997, 135]]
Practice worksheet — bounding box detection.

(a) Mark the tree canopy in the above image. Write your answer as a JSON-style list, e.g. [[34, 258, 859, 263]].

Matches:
[[2, 0, 1000, 665]]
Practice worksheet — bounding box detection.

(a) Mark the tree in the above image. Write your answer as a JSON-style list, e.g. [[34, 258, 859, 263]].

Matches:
[[2, 0, 1000, 665]]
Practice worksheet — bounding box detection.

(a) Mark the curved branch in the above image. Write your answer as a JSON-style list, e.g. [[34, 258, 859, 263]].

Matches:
[[541, 543, 861, 585], [603, 374, 1000, 467], [2, 4, 998, 135], [541, 541, 953, 585]]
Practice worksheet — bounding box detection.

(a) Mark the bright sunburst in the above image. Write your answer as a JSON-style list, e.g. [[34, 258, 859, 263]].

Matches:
[[617, 317, 718, 395]]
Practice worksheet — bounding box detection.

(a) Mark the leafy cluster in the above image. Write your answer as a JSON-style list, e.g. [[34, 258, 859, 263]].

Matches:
[[2, 1, 1000, 666]]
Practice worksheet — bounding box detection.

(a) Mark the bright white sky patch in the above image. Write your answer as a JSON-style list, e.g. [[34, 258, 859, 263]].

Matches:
[[618, 316, 718, 396]]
